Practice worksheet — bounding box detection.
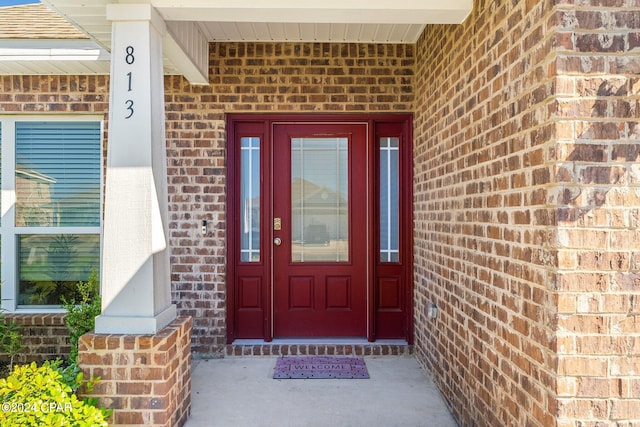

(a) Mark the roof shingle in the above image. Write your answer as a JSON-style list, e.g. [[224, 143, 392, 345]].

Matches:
[[0, 3, 88, 40]]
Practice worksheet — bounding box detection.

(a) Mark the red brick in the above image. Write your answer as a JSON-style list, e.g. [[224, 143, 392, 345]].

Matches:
[[78, 318, 191, 427]]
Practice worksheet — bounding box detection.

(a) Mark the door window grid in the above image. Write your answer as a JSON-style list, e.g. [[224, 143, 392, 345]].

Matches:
[[240, 137, 260, 262], [380, 137, 399, 263]]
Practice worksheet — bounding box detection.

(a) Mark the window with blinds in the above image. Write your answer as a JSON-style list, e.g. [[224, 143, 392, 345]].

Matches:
[[15, 122, 101, 227], [0, 120, 104, 307]]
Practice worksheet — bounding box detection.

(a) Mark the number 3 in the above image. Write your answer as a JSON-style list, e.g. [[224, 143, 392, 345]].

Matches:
[[125, 100, 134, 119]]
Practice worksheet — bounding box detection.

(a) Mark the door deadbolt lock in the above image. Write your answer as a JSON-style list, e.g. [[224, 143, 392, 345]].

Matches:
[[274, 217, 282, 231]]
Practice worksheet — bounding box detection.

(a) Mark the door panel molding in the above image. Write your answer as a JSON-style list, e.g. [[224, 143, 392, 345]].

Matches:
[[272, 123, 368, 338]]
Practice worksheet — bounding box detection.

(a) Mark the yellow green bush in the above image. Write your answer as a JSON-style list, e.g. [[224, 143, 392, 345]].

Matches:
[[0, 361, 109, 426]]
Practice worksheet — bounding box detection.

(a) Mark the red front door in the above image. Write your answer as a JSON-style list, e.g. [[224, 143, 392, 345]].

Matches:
[[272, 123, 368, 337], [228, 114, 413, 343]]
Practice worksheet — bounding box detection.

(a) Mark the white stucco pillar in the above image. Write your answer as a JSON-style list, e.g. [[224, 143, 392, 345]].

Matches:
[[95, 4, 176, 334]]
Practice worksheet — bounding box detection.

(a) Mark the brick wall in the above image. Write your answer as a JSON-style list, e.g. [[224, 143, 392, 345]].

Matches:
[[1, 43, 415, 359], [554, 2, 640, 426], [0, 314, 71, 364], [413, 0, 640, 426], [0, 75, 109, 112], [164, 42, 415, 356], [413, 0, 559, 424], [79, 316, 192, 427]]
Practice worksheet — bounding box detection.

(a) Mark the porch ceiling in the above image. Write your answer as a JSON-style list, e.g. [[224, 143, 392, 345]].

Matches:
[[34, 0, 471, 83], [45, 0, 471, 43]]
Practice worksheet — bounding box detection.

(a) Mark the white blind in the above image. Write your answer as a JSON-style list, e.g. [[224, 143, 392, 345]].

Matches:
[[15, 122, 101, 227]]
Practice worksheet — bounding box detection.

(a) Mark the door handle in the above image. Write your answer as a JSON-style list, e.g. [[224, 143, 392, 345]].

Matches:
[[274, 237, 282, 246]]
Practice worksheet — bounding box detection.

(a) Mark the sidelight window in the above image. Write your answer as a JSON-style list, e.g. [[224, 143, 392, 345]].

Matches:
[[240, 137, 261, 262], [380, 137, 399, 262]]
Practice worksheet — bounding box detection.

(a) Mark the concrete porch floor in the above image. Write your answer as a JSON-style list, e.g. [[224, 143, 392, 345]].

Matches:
[[185, 356, 459, 427]]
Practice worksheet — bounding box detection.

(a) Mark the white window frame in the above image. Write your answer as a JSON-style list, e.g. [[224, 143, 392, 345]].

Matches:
[[0, 115, 103, 313]]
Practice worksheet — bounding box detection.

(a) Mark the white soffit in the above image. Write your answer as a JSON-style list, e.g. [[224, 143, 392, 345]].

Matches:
[[0, 40, 109, 60], [198, 22, 427, 43], [152, 0, 472, 26], [0, 3, 110, 75], [45, 0, 472, 44], [40, 0, 472, 80], [0, 60, 111, 75]]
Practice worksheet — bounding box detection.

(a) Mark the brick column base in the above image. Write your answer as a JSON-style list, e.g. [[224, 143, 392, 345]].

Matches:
[[78, 316, 192, 426]]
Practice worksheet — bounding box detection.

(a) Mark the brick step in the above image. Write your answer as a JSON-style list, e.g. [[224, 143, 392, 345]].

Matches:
[[225, 341, 413, 357]]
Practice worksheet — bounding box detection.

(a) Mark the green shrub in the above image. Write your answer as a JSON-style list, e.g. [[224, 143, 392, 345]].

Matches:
[[0, 310, 23, 371], [0, 360, 109, 426], [61, 270, 101, 366]]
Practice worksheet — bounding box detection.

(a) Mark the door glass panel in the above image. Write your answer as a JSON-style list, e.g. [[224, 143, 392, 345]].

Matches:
[[380, 137, 399, 262], [240, 137, 260, 262], [291, 137, 348, 262]]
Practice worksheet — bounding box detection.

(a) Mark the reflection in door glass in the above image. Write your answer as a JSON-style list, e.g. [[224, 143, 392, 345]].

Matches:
[[240, 137, 260, 262], [291, 138, 348, 262], [380, 137, 399, 262]]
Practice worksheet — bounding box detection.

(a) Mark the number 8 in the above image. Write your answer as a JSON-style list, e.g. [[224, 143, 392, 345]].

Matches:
[[125, 46, 135, 65]]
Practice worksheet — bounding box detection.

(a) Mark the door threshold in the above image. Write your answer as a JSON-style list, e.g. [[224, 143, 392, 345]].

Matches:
[[226, 339, 413, 357], [233, 338, 408, 345]]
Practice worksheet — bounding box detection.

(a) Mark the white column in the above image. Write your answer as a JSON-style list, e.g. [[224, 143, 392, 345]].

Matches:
[[95, 4, 176, 334]]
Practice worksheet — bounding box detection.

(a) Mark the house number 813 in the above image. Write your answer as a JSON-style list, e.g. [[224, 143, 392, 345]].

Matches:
[[125, 46, 135, 119]]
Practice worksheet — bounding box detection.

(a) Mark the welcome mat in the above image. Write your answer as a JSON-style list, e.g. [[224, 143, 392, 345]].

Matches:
[[273, 356, 369, 379]]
